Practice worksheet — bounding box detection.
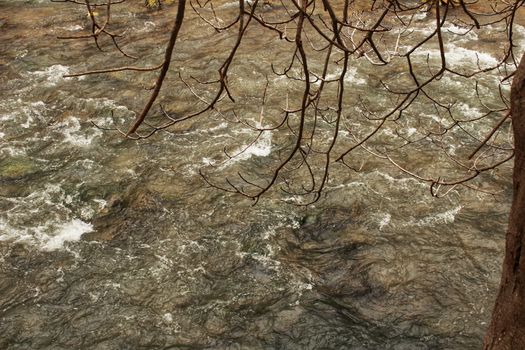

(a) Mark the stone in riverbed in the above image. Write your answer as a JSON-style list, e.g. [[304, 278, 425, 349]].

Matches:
[[0, 157, 38, 180]]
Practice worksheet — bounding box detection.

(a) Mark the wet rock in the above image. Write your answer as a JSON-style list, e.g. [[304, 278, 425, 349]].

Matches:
[[205, 312, 229, 336], [272, 307, 303, 333], [106, 193, 123, 208], [4, 243, 35, 272], [300, 213, 317, 226], [0, 157, 38, 180], [296, 206, 361, 242], [86, 187, 167, 243], [128, 189, 161, 211]]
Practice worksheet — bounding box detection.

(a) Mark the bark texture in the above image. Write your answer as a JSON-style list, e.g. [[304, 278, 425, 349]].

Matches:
[[483, 53, 525, 349]]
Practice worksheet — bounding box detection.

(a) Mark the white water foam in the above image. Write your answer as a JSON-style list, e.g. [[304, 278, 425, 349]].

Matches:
[[61, 24, 83, 31], [0, 100, 48, 129], [0, 218, 93, 251], [41, 219, 93, 251], [409, 205, 462, 227], [219, 0, 255, 9], [51, 116, 102, 147], [454, 102, 483, 120], [379, 213, 391, 230], [442, 23, 479, 42], [0, 182, 100, 251], [137, 21, 156, 33], [372, 171, 426, 190], [79, 97, 136, 126], [415, 44, 498, 68], [238, 130, 272, 158], [406, 127, 418, 137], [214, 128, 272, 169], [29, 65, 71, 86], [322, 67, 366, 85]]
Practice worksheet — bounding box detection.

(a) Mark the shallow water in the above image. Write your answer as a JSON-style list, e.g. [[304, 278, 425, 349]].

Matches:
[[0, 1, 521, 349]]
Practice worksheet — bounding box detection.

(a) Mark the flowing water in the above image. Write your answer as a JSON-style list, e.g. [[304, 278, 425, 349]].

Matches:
[[0, 1, 523, 349]]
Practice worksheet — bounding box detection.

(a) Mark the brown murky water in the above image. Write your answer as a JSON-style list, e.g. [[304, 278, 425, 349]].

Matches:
[[0, 1, 522, 349]]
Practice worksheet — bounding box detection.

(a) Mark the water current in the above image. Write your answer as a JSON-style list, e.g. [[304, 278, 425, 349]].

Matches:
[[0, 1, 523, 349]]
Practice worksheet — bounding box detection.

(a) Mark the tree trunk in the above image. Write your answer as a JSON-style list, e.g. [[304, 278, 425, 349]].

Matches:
[[483, 53, 525, 349]]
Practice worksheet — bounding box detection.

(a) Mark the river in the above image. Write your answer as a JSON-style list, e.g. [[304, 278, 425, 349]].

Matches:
[[0, 1, 522, 349]]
